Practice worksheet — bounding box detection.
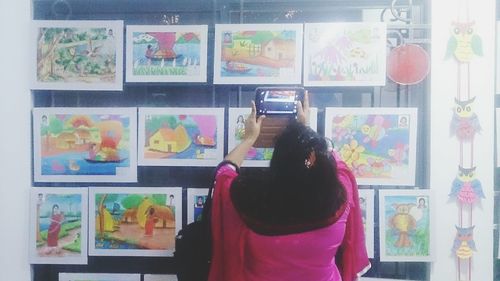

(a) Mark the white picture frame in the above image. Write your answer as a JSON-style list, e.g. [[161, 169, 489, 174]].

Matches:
[[379, 189, 434, 262], [304, 22, 386, 87], [213, 23, 303, 85], [59, 273, 140, 281], [33, 107, 137, 182], [325, 107, 417, 186], [358, 189, 375, 258], [126, 25, 208, 83], [138, 107, 224, 166], [187, 188, 209, 224], [32, 20, 124, 91], [89, 187, 182, 257], [144, 274, 178, 281], [227, 107, 317, 167], [29, 187, 88, 264]]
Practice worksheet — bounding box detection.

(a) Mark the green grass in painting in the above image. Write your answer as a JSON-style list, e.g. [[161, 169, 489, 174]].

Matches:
[[133, 65, 187, 76], [40, 220, 81, 241], [62, 235, 81, 253], [385, 228, 430, 257]]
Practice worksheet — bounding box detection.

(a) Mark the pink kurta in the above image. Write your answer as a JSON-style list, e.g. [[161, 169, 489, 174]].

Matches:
[[209, 154, 370, 281]]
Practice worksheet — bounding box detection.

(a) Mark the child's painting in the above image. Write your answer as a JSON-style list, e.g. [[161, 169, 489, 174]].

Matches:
[[138, 108, 224, 166], [59, 273, 140, 281], [89, 187, 182, 257], [304, 22, 386, 86], [379, 189, 433, 262], [29, 187, 88, 264], [144, 274, 178, 281], [228, 108, 317, 167], [187, 188, 209, 224], [33, 108, 137, 182], [359, 189, 375, 258], [325, 107, 417, 186], [32, 20, 123, 91], [214, 24, 303, 84], [126, 25, 208, 83]]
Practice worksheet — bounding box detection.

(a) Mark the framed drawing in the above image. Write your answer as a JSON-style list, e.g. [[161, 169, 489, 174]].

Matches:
[[59, 273, 140, 281], [304, 22, 386, 86], [227, 107, 317, 167], [214, 24, 303, 84], [32, 20, 123, 91], [187, 188, 209, 224], [33, 107, 137, 182], [138, 107, 224, 166], [89, 187, 182, 257], [144, 274, 178, 281], [29, 187, 88, 264], [126, 25, 208, 83], [358, 189, 375, 258], [379, 189, 433, 262], [325, 107, 417, 186]]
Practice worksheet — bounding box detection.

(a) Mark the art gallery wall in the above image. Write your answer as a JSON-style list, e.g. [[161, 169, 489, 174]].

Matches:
[[0, 1, 32, 281]]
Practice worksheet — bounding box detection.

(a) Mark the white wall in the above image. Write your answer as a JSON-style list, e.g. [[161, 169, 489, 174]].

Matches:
[[0, 0, 32, 280]]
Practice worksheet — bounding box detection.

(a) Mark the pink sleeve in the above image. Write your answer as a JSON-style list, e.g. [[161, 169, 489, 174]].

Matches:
[[208, 164, 247, 281], [334, 154, 371, 281]]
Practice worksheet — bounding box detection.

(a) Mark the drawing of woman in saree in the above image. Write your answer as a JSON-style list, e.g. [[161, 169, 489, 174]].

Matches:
[[45, 204, 64, 254]]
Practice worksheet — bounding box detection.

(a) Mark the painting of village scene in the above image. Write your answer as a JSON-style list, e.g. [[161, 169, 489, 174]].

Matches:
[[228, 108, 318, 167], [139, 108, 224, 166], [30, 188, 88, 264], [33, 20, 123, 90], [214, 24, 303, 84], [325, 107, 417, 186], [304, 22, 386, 86], [379, 190, 433, 262], [358, 189, 375, 258], [126, 25, 207, 82], [59, 273, 140, 281], [89, 187, 182, 256], [33, 108, 137, 182]]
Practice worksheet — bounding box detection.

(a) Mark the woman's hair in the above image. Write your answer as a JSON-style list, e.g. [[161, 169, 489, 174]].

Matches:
[[52, 204, 59, 214], [231, 121, 346, 228]]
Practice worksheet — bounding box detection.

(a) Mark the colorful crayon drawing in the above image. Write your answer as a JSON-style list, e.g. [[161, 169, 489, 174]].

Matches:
[[214, 24, 303, 84], [358, 189, 375, 258], [126, 25, 208, 82], [304, 22, 386, 86], [29, 187, 88, 264], [139, 108, 224, 166], [325, 107, 417, 186], [33, 108, 137, 182], [59, 273, 140, 281], [144, 274, 178, 281], [379, 189, 433, 262], [228, 108, 318, 167], [187, 188, 209, 224], [32, 20, 123, 91], [89, 187, 182, 257]]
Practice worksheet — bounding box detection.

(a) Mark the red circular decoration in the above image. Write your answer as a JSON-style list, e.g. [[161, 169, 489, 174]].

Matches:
[[387, 44, 430, 85]]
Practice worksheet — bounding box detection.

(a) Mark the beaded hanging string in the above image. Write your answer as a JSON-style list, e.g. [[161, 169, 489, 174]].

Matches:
[[446, 0, 485, 280]]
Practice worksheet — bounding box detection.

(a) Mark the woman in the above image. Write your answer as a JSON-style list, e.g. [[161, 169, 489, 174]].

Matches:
[[46, 204, 64, 254], [209, 93, 370, 281]]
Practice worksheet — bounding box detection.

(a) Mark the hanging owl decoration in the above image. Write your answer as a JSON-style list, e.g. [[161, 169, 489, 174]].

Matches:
[[452, 225, 476, 259], [445, 21, 483, 63], [449, 97, 481, 142], [449, 166, 485, 204]]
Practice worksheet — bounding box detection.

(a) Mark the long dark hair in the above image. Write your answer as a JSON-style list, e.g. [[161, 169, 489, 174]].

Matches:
[[231, 121, 346, 231]]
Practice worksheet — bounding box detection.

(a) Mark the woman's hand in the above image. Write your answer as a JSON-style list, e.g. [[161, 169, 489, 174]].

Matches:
[[297, 91, 310, 126], [243, 101, 265, 143], [224, 101, 265, 167]]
